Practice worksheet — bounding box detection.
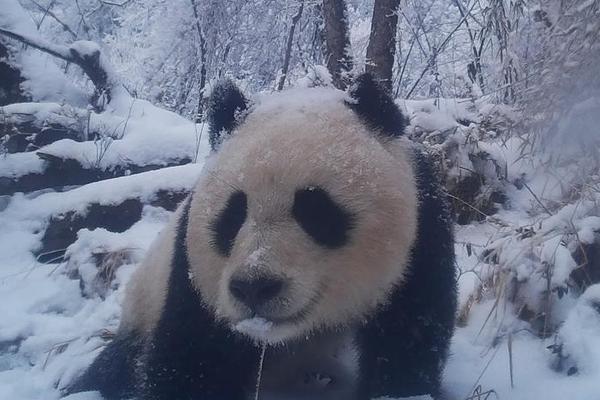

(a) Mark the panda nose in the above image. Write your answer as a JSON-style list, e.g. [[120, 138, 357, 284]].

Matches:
[[229, 276, 284, 309]]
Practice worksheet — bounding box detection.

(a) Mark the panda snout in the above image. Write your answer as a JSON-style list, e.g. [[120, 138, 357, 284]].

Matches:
[[229, 275, 285, 310]]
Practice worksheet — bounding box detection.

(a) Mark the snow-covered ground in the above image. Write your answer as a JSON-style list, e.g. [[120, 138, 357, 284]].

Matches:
[[0, 162, 204, 400], [446, 223, 600, 400]]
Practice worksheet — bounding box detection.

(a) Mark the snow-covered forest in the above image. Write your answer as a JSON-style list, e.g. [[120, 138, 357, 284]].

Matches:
[[1, 0, 599, 399]]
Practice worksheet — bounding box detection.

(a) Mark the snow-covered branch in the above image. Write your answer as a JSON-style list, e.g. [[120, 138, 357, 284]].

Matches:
[[0, 28, 117, 108]]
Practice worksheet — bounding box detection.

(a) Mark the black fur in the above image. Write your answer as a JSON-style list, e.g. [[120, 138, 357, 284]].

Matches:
[[143, 198, 259, 399], [356, 148, 457, 399], [67, 199, 260, 399], [207, 80, 248, 151], [345, 73, 407, 138], [65, 333, 143, 398], [292, 186, 354, 249], [211, 190, 248, 257]]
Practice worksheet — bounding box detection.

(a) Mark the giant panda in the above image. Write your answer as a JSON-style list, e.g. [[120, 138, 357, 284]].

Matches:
[[68, 73, 457, 400]]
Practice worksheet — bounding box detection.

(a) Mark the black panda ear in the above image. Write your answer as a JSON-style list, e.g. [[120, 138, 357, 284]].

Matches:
[[207, 80, 249, 151], [345, 73, 407, 138]]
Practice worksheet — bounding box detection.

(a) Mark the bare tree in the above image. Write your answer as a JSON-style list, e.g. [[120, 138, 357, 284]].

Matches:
[[0, 41, 27, 106], [277, 1, 305, 91], [365, 0, 400, 92], [322, 0, 352, 90]]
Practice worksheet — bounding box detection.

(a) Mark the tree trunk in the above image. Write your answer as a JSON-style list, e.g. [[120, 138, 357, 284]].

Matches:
[[322, 0, 352, 90], [277, 1, 305, 91], [0, 41, 28, 106], [190, 0, 208, 122], [365, 0, 400, 92]]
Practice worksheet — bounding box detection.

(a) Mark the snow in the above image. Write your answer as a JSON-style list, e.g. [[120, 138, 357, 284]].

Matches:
[[61, 393, 104, 400], [69, 42, 101, 58], [1, 102, 66, 117], [0, 0, 40, 36], [0, 101, 206, 179], [18, 51, 89, 105], [234, 317, 274, 339], [0, 151, 47, 178], [2, 163, 201, 220], [0, 2, 89, 105], [401, 98, 479, 133], [445, 322, 600, 400], [245, 247, 269, 268], [0, 176, 194, 398], [446, 203, 600, 400], [445, 289, 600, 400], [560, 285, 600, 369]]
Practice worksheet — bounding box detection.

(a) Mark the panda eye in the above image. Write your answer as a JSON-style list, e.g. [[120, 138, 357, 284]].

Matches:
[[292, 186, 354, 249], [211, 191, 247, 256]]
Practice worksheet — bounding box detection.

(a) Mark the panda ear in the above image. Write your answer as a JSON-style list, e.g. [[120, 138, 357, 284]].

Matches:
[[207, 80, 249, 151], [345, 73, 407, 138]]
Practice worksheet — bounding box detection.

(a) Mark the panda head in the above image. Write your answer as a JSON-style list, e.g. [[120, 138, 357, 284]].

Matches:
[[186, 74, 418, 344]]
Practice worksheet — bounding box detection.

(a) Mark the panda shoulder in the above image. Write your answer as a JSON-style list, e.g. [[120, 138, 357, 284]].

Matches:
[[119, 200, 189, 335]]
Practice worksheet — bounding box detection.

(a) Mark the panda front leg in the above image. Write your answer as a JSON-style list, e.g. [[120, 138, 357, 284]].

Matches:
[[65, 332, 143, 399], [142, 309, 260, 400], [354, 148, 457, 399], [139, 200, 261, 399], [356, 280, 455, 400]]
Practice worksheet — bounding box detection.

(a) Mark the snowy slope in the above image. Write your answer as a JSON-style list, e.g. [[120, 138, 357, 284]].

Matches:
[[0, 164, 204, 399]]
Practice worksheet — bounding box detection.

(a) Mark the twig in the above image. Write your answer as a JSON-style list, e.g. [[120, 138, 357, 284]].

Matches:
[[465, 384, 499, 400], [406, 0, 478, 98], [521, 181, 553, 216], [28, 0, 78, 39], [507, 332, 514, 388], [468, 344, 502, 397], [254, 344, 267, 400], [98, 0, 133, 6], [444, 190, 508, 227]]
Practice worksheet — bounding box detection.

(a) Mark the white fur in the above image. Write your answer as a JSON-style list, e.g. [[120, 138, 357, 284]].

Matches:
[[119, 204, 184, 333], [121, 88, 418, 343]]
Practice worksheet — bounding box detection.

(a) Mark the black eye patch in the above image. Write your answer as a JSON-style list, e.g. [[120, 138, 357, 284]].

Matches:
[[292, 186, 354, 249], [211, 191, 247, 256]]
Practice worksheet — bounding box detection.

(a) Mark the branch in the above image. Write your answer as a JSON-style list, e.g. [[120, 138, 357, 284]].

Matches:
[[189, 0, 208, 120], [277, 0, 305, 91], [0, 28, 113, 107], [0, 28, 72, 61], [28, 0, 78, 39], [97, 0, 133, 6], [405, 0, 477, 99]]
